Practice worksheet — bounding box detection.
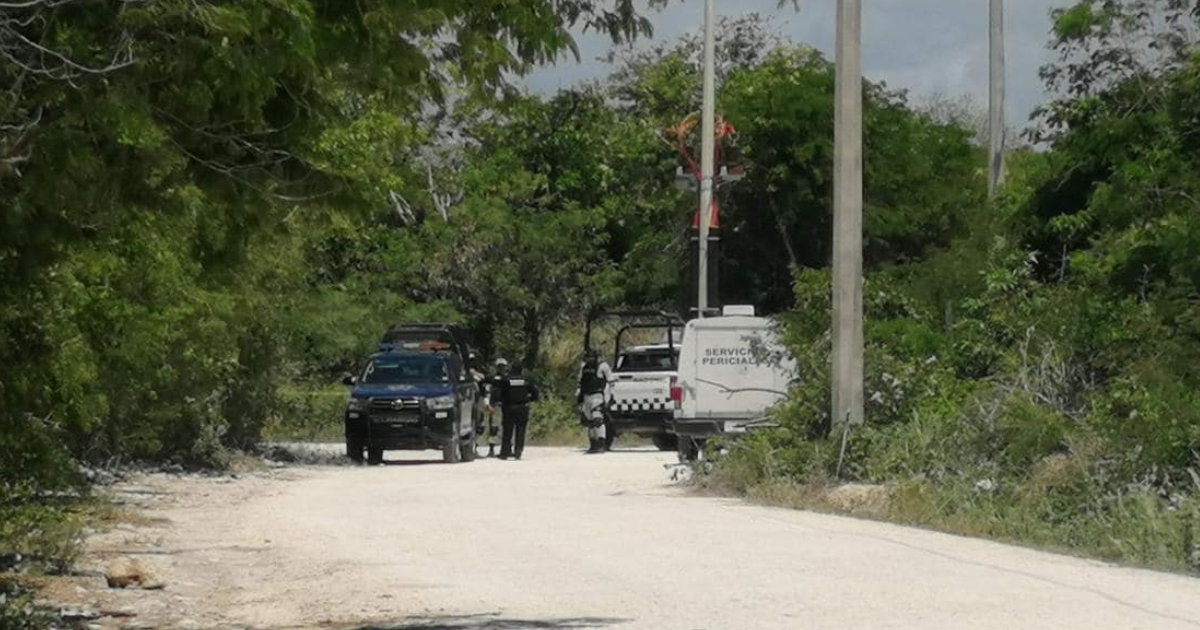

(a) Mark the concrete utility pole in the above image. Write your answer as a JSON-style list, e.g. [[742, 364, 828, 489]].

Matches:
[[697, 0, 717, 318], [832, 0, 864, 426], [988, 0, 1006, 197]]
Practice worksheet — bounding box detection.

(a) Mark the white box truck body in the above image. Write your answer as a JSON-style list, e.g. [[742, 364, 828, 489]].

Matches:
[[670, 312, 796, 457]]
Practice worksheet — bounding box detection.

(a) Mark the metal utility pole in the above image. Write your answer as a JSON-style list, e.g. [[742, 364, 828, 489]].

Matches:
[[988, 0, 1006, 197], [697, 0, 717, 318], [832, 0, 864, 426]]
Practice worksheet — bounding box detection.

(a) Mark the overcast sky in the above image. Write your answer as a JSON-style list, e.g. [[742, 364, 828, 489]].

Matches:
[[526, 0, 1074, 130]]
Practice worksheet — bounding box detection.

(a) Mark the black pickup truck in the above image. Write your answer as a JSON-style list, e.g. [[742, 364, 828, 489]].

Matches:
[[342, 324, 481, 465]]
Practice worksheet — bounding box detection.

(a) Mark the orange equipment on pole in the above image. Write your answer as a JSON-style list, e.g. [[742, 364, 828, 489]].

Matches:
[[667, 113, 743, 318], [667, 113, 740, 231]]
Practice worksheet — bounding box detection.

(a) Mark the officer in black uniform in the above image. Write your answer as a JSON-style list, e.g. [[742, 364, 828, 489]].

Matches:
[[493, 361, 539, 460]]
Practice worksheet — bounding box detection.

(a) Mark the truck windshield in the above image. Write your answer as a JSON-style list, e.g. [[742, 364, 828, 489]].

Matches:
[[361, 356, 450, 384], [616, 350, 678, 372]]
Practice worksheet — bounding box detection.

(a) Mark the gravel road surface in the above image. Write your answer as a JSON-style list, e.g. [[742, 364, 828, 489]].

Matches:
[[84, 446, 1200, 630]]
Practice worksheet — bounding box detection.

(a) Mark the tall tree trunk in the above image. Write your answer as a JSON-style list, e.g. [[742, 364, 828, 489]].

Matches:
[[772, 201, 801, 270], [522, 308, 542, 370]]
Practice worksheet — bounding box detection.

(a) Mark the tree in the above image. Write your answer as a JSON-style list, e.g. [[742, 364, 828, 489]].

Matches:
[[604, 19, 983, 312], [0, 0, 666, 473]]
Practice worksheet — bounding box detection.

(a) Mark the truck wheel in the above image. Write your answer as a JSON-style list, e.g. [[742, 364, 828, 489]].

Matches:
[[678, 436, 702, 462], [346, 439, 365, 463], [442, 438, 463, 464], [460, 433, 477, 462], [367, 446, 384, 466], [652, 434, 678, 452]]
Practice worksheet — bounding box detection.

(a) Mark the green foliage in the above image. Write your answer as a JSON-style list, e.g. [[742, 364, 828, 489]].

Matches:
[[708, 1, 1200, 574], [528, 397, 584, 445], [1, 1, 663, 477], [716, 46, 982, 310], [994, 397, 1071, 466], [0, 584, 50, 630], [263, 383, 349, 442]]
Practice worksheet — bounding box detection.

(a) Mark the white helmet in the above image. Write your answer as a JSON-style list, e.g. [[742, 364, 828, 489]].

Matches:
[[494, 357, 509, 368]]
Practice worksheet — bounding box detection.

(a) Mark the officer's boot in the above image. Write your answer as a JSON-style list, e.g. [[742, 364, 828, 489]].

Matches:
[[586, 438, 601, 454]]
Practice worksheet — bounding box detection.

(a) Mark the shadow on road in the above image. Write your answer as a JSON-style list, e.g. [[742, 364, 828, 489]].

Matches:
[[603, 448, 667, 455], [345, 614, 628, 629], [379, 459, 448, 467]]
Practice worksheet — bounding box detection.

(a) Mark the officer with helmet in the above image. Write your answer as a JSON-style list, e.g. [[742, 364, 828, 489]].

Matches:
[[576, 348, 614, 454]]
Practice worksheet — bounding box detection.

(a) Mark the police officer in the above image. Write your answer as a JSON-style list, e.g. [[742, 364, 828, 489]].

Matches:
[[493, 361, 539, 460], [468, 362, 492, 457], [576, 348, 613, 454], [483, 358, 510, 458]]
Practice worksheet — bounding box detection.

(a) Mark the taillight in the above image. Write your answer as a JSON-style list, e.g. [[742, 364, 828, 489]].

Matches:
[[669, 377, 683, 408]]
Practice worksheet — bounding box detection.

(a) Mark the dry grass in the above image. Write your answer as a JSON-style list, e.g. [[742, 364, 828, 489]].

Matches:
[[739, 478, 894, 518]]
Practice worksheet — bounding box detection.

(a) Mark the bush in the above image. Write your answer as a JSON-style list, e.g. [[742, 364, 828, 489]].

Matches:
[[709, 204, 1200, 573], [995, 396, 1071, 467], [528, 397, 584, 446], [263, 383, 348, 443], [0, 585, 50, 630]]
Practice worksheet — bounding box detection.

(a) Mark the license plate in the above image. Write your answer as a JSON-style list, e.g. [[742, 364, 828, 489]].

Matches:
[[374, 414, 420, 425]]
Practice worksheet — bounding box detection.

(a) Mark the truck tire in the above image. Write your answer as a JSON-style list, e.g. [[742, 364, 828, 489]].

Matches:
[[678, 436, 702, 462], [346, 439, 365, 463], [442, 438, 463, 464], [460, 433, 477, 462], [367, 446, 384, 466], [651, 433, 678, 452]]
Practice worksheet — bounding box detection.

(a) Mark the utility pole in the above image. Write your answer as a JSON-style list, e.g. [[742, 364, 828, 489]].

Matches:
[[988, 0, 1006, 197], [832, 0, 863, 426], [697, 0, 717, 318]]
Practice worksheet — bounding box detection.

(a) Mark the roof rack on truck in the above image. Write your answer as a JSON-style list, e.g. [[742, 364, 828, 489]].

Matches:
[[378, 323, 476, 365], [583, 310, 685, 367], [583, 310, 686, 452]]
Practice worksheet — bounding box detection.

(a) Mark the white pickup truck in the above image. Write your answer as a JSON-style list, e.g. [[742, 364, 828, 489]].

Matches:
[[584, 311, 683, 451], [609, 342, 680, 451], [670, 307, 796, 460]]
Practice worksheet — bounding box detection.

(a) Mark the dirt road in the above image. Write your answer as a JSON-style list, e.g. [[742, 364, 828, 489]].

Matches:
[[79, 446, 1200, 630]]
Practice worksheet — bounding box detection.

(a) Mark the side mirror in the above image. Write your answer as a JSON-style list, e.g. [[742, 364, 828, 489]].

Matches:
[[342, 375, 357, 386]]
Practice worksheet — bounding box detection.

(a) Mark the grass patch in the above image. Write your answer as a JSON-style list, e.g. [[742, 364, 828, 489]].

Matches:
[[0, 484, 104, 630], [699, 431, 1200, 575]]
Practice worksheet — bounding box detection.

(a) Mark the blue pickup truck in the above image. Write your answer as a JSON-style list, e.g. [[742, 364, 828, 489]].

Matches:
[[342, 348, 480, 465]]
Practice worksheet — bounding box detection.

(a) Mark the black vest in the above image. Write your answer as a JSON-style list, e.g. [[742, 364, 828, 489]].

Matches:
[[580, 363, 606, 395], [500, 377, 532, 407]]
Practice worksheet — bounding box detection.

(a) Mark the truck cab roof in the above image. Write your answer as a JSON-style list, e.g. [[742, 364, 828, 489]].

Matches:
[[622, 343, 677, 353], [379, 323, 474, 362]]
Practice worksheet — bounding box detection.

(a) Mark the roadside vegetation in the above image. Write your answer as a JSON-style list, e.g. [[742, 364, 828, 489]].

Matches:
[[698, 0, 1200, 576], [0, 1, 666, 624]]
